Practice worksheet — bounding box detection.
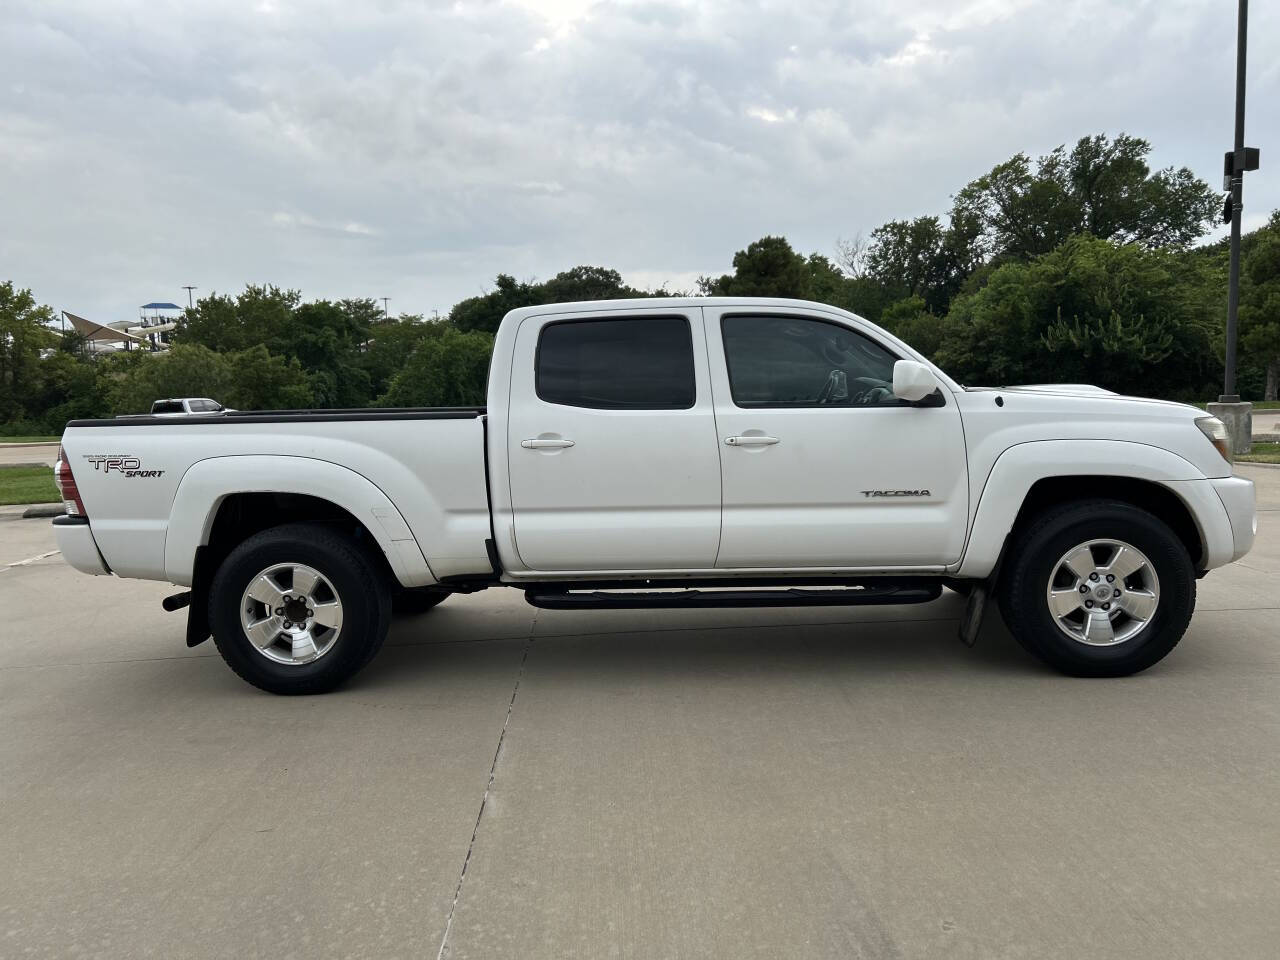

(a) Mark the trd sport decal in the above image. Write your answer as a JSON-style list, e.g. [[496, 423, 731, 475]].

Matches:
[[84, 456, 165, 478]]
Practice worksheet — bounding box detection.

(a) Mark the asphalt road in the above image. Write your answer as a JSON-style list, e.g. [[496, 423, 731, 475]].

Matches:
[[2, 466, 1278, 959]]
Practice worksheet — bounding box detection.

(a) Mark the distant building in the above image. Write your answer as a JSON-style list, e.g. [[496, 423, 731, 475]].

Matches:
[[59, 302, 181, 354]]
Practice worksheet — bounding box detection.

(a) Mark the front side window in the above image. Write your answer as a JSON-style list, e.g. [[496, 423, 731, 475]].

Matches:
[[536, 316, 695, 409], [722, 315, 907, 407]]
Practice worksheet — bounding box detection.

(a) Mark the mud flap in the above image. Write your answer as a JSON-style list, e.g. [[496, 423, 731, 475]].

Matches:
[[185, 546, 212, 647], [958, 583, 988, 648]]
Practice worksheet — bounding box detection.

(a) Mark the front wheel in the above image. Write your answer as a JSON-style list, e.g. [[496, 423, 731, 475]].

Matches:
[[998, 500, 1196, 677], [209, 523, 391, 694]]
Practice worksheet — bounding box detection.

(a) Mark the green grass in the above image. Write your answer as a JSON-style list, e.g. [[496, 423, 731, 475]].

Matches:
[[1238, 442, 1280, 464], [0, 465, 60, 506], [0, 435, 60, 443]]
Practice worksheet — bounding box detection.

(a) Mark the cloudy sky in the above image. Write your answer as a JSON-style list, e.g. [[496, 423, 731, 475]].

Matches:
[[4, 0, 1277, 323]]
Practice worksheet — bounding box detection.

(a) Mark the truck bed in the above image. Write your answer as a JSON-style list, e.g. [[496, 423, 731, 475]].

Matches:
[[60, 406, 493, 585]]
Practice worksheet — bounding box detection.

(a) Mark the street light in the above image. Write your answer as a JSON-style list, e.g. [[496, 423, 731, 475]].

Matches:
[[182, 286, 197, 309], [1211, 0, 1261, 457]]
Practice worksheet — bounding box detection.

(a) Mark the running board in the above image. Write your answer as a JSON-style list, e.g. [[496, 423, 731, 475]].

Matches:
[[525, 583, 941, 610]]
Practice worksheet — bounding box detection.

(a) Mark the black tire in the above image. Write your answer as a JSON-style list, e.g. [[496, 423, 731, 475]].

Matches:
[[392, 586, 451, 616], [997, 499, 1196, 677], [209, 523, 391, 694]]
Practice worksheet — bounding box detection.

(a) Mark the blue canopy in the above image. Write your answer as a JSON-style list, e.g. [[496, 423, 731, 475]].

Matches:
[[140, 302, 182, 310]]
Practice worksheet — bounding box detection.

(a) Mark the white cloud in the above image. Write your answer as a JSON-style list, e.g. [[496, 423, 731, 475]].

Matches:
[[0, 0, 1275, 322]]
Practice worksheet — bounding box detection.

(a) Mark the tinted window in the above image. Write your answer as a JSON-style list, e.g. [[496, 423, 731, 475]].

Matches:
[[722, 315, 904, 407], [537, 317, 695, 409], [151, 400, 184, 414]]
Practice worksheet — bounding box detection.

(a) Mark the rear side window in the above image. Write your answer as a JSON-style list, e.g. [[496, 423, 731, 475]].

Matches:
[[189, 400, 219, 412], [536, 317, 695, 409]]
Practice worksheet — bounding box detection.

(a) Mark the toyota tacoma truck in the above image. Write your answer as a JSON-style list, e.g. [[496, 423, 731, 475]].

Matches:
[[51, 298, 1257, 694]]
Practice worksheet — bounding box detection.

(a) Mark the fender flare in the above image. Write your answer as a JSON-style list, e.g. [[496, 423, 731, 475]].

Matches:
[[163, 455, 436, 588], [956, 440, 1206, 579]]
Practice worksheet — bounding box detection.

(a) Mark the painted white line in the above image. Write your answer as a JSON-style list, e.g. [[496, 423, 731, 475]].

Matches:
[[3, 550, 60, 570]]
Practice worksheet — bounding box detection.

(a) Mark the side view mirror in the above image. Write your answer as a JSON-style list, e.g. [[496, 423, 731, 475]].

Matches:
[[892, 360, 941, 402]]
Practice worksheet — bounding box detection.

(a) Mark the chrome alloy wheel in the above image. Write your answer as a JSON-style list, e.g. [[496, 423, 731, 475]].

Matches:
[[1046, 539, 1160, 646], [239, 563, 343, 665]]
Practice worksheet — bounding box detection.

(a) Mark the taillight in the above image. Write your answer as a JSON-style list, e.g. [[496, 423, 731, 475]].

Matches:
[[54, 445, 88, 517]]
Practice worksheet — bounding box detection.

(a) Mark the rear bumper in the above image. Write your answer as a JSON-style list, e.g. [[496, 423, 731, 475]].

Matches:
[[52, 516, 111, 576], [1212, 475, 1257, 563]]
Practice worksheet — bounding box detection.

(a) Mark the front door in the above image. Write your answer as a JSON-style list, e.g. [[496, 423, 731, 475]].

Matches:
[[506, 308, 722, 572], [704, 307, 968, 569]]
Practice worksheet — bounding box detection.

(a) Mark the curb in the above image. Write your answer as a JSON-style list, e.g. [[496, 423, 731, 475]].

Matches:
[[21, 504, 64, 518], [0, 441, 59, 448], [2, 461, 52, 469]]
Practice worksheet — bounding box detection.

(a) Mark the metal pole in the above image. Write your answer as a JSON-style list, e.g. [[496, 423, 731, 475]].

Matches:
[[1222, 0, 1248, 402], [183, 286, 197, 308], [380, 297, 390, 321]]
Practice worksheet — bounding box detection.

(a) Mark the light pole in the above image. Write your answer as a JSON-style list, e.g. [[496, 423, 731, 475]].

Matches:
[[1211, 0, 1260, 457], [380, 297, 391, 321], [182, 286, 197, 309]]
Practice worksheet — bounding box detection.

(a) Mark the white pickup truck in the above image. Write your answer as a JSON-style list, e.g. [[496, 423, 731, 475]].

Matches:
[[52, 297, 1256, 693]]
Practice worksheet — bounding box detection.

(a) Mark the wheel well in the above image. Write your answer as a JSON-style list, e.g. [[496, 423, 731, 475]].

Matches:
[[203, 493, 395, 582], [1012, 476, 1204, 567], [183, 493, 396, 650]]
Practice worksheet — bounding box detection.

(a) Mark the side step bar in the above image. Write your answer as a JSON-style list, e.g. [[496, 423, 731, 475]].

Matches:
[[526, 583, 942, 610]]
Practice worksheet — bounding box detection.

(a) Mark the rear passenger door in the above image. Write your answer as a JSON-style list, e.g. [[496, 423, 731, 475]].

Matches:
[[506, 308, 722, 572]]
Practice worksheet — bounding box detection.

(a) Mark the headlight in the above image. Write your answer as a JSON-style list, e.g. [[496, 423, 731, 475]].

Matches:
[[1195, 416, 1231, 462]]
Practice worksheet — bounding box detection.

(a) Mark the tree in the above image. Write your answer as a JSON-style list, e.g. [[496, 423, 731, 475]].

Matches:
[[105, 344, 311, 415], [175, 285, 300, 354], [450, 267, 649, 335], [1239, 211, 1280, 399], [935, 234, 1219, 396], [877, 296, 951, 360], [175, 287, 374, 407], [951, 134, 1219, 262], [379, 329, 494, 407], [359, 314, 442, 398], [863, 216, 981, 313], [0, 282, 58, 424], [700, 236, 811, 298]]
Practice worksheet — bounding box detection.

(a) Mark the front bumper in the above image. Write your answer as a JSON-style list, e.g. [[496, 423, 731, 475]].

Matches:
[[1212, 475, 1257, 562], [52, 516, 111, 576]]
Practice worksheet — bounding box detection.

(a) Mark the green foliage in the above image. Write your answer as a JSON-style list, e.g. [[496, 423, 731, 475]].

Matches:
[[701, 236, 811, 298], [951, 134, 1218, 262], [451, 266, 647, 334], [0, 281, 58, 423], [175, 287, 373, 407], [1239, 211, 1280, 399], [105, 344, 312, 415], [380, 329, 494, 407], [936, 235, 1219, 395], [878, 296, 950, 360], [864, 216, 981, 313]]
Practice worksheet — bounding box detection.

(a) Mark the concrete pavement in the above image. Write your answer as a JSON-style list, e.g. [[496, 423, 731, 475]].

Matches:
[[0, 441, 58, 467], [1, 466, 1277, 958]]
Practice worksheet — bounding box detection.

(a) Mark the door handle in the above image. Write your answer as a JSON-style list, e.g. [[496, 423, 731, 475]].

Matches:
[[724, 435, 779, 447], [521, 438, 575, 449]]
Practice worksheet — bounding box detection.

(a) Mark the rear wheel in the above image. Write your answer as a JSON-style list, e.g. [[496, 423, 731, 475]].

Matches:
[[209, 523, 391, 694], [998, 500, 1195, 677]]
